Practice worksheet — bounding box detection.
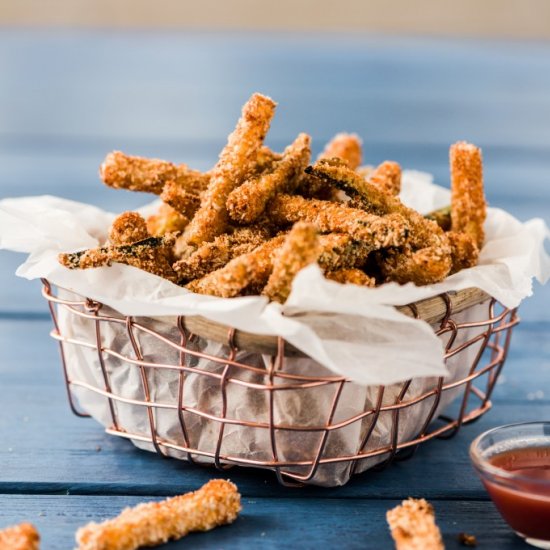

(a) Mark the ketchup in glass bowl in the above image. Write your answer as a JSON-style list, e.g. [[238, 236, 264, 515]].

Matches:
[[470, 422, 550, 549]]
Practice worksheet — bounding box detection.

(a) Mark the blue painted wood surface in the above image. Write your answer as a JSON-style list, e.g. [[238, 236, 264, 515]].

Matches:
[[1, 30, 549, 549]]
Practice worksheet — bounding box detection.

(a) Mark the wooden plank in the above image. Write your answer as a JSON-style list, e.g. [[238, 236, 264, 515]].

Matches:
[[0, 494, 526, 550], [1, 32, 550, 148], [0, 319, 548, 498]]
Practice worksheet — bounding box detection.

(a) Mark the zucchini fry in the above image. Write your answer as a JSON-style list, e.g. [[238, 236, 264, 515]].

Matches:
[[108, 211, 149, 245], [100, 151, 209, 195], [369, 161, 402, 196], [146, 204, 189, 237], [160, 181, 202, 219], [174, 227, 269, 282], [186, 234, 286, 297], [268, 194, 409, 250], [226, 133, 311, 224], [75, 479, 240, 550], [425, 205, 451, 231], [263, 222, 320, 303], [386, 498, 444, 550], [184, 93, 277, 245], [306, 160, 452, 285], [0, 522, 40, 550], [448, 230, 479, 274], [60, 212, 177, 281], [450, 141, 486, 248], [319, 132, 362, 170], [317, 233, 371, 271], [59, 235, 177, 281], [325, 268, 376, 287]]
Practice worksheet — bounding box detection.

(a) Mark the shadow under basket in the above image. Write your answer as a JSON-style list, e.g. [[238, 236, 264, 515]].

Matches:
[[41, 279, 519, 487]]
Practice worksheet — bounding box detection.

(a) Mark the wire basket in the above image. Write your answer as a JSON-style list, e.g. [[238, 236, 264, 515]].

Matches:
[[41, 279, 519, 487]]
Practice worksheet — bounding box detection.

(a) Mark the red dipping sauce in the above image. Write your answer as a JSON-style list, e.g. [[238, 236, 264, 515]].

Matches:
[[482, 447, 550, 540], [471, 423, 550, 548]]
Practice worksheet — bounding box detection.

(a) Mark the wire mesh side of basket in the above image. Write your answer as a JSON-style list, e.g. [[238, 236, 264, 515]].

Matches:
[[41, 280, 519, 487]]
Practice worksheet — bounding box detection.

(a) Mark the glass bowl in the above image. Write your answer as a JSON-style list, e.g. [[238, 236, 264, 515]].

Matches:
[[470, 422, 550, 549]]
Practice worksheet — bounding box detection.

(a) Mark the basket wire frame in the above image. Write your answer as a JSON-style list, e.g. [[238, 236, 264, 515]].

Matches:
[[41, 280, 519, 487]]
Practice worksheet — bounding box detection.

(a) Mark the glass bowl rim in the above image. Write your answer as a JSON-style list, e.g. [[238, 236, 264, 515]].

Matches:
[[470, 421, 550, 486]]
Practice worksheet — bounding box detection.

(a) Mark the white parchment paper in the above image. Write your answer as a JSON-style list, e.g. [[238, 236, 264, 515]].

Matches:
[[1, 171, 548, 386]]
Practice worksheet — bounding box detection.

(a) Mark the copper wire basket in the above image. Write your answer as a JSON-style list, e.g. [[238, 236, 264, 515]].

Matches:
[[41, 279, 519, 487]]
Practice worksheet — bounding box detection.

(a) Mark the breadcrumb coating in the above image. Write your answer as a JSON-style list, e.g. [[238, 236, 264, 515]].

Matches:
[[62, 95, 486, 295], [325, 268, 376, 287], [369, 161, 402, 196], [380, 242, 452, 286], [59, 234, 177, 282], [100, 151, 209, 195], [226, 133, 311, 224], [0, 523, 40, 550], [264, 222, 320, 303], [184, 93, 277, 245], [386, 498, 444, 550], [146, 204, 189, 237], [186, 235, 286, 297], [160, 181, 201, 219], [447, 231, 479, 274], [319, 133, 363, 170], [109, 211, 149, 245], [75, 479, 241, 550], [450, 142, 486, 249], [268, 194, 409, 250], [425, 205, 451, 231], [256, 146, 282, 172], [307, 160, 452, 284], [317, 233, 371, 271], [174, 227, 269, 281]]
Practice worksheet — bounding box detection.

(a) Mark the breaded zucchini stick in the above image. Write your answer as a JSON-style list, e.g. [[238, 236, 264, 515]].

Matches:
[[306, 160, 452, 284], [173, 227, 269, 281], [184, 93, 277, 245], [187, 235, 285, 297], [226, 133, 311, 224], [100, 151, 209, 195], [319, 132, 363, 170], [325, 268, 376, 287], [379, 243, 452, 286], [256, 145, 282, 172], [317, 233, 371, 271], [295, 133, 361, 200], [386, 498, 444, 550], [447, 231, 479, 274], [59, 213, 177, 281], [0, 523, 40, 550], [75, 479, 241, 550], [160, 181, 202, 219], [450, 141, 486, 248], [108, 211, 150, 245], [369, 161, 402, 196], [263, 222, 320, 303], [425, 205, 451, 231], [268, 194, 409, 250], [146, 204, 189, 237], [59, 236, 177, 281]]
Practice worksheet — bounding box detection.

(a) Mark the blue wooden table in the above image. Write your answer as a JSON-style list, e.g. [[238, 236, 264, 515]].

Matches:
[[0, 30, 549, 549]]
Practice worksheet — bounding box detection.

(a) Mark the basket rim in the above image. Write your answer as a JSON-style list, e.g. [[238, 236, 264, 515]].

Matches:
[[42, 280, 490, 357], [183, 287, 490, 356]]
